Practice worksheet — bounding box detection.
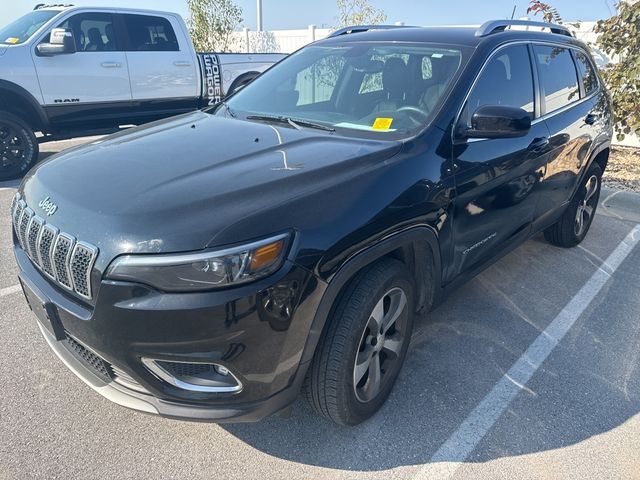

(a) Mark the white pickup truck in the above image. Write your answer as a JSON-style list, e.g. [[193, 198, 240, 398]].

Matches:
[[0, 4, 285, 180]]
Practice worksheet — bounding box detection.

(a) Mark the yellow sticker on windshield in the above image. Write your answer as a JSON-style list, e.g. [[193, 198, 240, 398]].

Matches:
[[372, 118, 393, 130], [5, 38, 19, 44]]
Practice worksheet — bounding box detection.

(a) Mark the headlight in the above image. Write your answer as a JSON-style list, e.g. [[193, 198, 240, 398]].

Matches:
[[105, 233, 291, 292]]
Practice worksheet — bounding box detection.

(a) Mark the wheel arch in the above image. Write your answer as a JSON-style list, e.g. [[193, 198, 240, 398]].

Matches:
[[299, 226, 442, 365], [590, 142, 610, 173], [0, 80, 49, 132], [570, 140, 610, 200]]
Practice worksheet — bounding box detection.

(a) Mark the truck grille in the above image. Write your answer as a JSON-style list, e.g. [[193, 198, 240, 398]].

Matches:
[[12, 193, 99, 301]]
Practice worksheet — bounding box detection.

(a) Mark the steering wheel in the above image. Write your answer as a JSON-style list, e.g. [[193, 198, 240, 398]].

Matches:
[[396, 106, 430, 124]]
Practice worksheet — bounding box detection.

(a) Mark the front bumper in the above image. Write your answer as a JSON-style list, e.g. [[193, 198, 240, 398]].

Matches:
[[37, 322, 306, 421], [16, 246, 325, 422]]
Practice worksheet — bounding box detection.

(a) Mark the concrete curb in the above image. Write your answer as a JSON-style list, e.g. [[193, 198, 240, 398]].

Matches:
[[600, 186, 640, 223]]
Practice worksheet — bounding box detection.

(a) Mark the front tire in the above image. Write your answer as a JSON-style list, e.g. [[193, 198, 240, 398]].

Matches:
[[304, 258, 415, 425], [0, 111, 39, 181], [544, 163, 602, 248]]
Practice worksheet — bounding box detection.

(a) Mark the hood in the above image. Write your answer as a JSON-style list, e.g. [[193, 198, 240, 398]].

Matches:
[[20, 111, 402, 265], [0, 46, 7, 56]]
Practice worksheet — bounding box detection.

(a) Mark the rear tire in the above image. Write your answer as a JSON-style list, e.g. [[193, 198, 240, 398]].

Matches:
[[0, 111, 38, 181], [544, 163, 602, 248], [304, 258, 415, 425]]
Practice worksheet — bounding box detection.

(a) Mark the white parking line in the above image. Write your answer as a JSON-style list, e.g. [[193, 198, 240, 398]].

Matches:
[[0, 284, 22, 298], [414, 223, 640, 480]]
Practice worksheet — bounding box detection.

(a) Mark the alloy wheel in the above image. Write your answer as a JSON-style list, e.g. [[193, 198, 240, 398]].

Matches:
[[353, 287, 408, 403], [575, 174, 599, 237]]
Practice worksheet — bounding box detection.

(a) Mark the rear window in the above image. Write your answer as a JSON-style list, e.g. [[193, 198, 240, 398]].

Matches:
[[534, 45, 580, 113], [122, 14, 179, 51], [421, 56, 432, 80], [574, 51, 598, 96]]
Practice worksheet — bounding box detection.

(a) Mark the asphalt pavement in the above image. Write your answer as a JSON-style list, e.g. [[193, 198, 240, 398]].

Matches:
[[1, 138, 639, 480]]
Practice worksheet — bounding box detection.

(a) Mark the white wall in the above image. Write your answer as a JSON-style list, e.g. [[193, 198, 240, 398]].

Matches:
[[232, 26, 331, 54]]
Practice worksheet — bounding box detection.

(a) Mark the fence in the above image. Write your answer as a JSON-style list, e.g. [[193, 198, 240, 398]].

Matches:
[[232, 26, 332, 54]]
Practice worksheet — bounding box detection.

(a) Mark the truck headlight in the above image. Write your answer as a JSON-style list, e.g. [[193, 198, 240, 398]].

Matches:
[[105, 233, 291, 292]]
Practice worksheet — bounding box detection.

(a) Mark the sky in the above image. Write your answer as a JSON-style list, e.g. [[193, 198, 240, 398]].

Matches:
[[1, 0, 617, 31]]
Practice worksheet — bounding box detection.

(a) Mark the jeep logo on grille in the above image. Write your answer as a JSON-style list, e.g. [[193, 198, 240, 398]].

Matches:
[[38, 197, 58, 216]]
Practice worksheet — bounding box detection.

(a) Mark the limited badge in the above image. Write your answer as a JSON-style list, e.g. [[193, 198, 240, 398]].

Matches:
[[372, 118, 393, 130]]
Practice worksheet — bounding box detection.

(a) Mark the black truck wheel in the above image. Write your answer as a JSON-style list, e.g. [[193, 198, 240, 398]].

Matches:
[[0, 111, 39, 181], [304, 258, 415, 425]]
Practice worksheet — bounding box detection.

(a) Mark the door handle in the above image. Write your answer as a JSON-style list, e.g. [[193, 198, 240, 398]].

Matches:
[[585, 113, 599, 125], [173, 61, 192, 67], [528, 137, 549, 152], [101, 62, 122, 68]]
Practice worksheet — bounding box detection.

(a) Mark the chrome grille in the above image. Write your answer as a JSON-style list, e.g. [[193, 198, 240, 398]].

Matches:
[[52, 233, 74, 289], [70, 243, 97, 299], [26, 216, 44, 261], [12, 193, 99, 300], [18, 207, 33, 250], [10, 194, 17, 224], [12, 199, 24, 235], [38, 225, 58, 278]]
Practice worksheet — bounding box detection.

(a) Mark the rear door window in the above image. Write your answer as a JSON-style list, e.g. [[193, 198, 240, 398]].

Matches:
[[534, 45, 580, 113], [122, 14, 179, 51], [574, 51, 598, 96], [357, 54, 409, 95]]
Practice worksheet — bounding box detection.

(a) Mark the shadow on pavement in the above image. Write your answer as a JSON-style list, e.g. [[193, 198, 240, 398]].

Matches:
[[223, 221, 640, 471]]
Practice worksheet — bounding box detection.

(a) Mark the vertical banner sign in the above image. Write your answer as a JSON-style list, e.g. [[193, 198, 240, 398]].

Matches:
[[200, 54, 223, 106]]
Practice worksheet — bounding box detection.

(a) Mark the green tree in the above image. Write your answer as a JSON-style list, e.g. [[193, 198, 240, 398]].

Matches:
[[187, 0, 243, 52], [595, 2, 640, 141], [336, 0, 387, 27], [527, 0, 564, 23], [527, 0, 580, 28], [329, 1, 388, 92], [528, 0, 640, 141]]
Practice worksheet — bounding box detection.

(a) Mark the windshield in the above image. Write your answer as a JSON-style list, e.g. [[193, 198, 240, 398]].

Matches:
[[0, 10, 59, 45], [220, 42, 463, 139]]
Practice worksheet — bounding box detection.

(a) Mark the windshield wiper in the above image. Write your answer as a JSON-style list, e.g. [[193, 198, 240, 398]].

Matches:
[[246, 115, 335, 132]]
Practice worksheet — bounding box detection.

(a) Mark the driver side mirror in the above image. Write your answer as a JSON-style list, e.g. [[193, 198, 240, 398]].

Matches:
[[462, 105, 531, 139], [37, 28, 76, 56]]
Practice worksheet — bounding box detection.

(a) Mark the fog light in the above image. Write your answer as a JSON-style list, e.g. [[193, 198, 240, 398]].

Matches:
[[141, 358, 241, 393]]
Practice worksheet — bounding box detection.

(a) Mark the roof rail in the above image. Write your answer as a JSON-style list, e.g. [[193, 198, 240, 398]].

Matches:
[[328, 24, 413, 38], [475, 19, 573, 38], [34, 3, 74, 9]]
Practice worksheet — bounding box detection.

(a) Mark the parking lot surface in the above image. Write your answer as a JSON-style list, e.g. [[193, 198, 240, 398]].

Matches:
[[1, 138, 639, 479]]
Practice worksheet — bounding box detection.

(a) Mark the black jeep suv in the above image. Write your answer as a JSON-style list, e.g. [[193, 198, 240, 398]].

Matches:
[[12, 20, 612, 425]]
